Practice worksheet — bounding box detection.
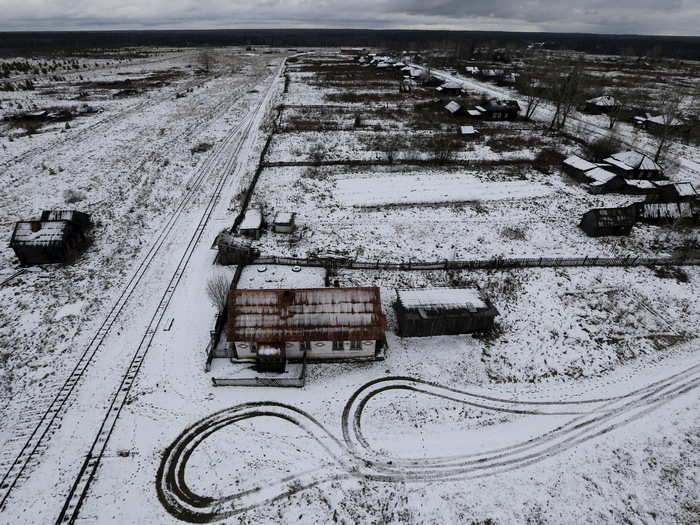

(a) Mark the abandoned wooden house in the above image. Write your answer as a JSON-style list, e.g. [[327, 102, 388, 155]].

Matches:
[[603, 151, 664, 180], [653, 182, 698, 203], [480, 99, 520, 120], [226, 287, 387, 369], [436, 81, 466, 96], [216, 232, 260, 265], [394, 287, 498, 337], [562, 155, 598, 181], [586, 167, 627, 194], [239, 208, 263, 239], [579, 207, 636, 236], [272, 212, 296, 233], [635, 202, 695, 223], [643, 115, 684, 132], [444, 101, 462, 115], [585, 95, 621, 114], [10, 210, 91, 266]]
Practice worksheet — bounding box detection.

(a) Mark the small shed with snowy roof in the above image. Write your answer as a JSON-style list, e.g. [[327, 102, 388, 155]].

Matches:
[[444, 101, 461, 115], [272, 212, 296, 233], [562, 155, 597, 181], [394, 287, 499, 337], [585, 95, 621, 113], [239, 207, 263, 239], [586, 167, 627, 194], [579, 207, 635, 236]]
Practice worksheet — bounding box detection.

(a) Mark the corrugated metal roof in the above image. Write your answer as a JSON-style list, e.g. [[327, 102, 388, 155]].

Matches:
[[12, 221, 68, 245], [563, 155, 597, 172], [608, 151, 662, 172], [445, 101, 461, 113], [227, 287, 386, 343], [397, 288, 487, 312]]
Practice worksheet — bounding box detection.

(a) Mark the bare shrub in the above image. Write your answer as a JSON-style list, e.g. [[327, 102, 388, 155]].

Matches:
[[425, 134, 461, 164], [206, 274, 230, 312], [532, 148, 565, 174], [584, 134, 621, 162], [63, 189, 86, 203], [501, 226, 527, 240]]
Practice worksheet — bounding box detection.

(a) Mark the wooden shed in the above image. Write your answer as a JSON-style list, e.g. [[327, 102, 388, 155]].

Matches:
[[603, 151, 664, 180], [239, 208, 263, 239], [635, 202, 695, 223], [586, 167, 627, 194], [654, 183, 698, 203], [394, 287, 499, 337], [481, 98, 520, 120], [10, 210, 91, 266], [579, 207, 635, 236], [227, 287, 387, 364], [562, 155, 598, 181], [272, 212, 296, 233]]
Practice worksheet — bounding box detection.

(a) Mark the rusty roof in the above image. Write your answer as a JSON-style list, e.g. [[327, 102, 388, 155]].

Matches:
[[227, 287, 386, 343]]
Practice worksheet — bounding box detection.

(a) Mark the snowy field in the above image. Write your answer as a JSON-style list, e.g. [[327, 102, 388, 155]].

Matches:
[[0, 49, 698, 525]]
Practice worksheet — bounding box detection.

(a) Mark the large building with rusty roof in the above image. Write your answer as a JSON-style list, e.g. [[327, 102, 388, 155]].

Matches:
[[226, 287, 387, 362]]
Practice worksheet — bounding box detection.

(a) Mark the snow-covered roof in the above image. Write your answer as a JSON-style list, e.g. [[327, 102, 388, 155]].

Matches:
[[460, 126, 478, 135], [607, 151, 662, 172], [467, 109, 483, 116], [445, 101, 461, 114], [563, 155, 597, 172], [638, 202, 693, 220], [586, 95, 620, 107], [227, 287, 386, 343], [274, 212, 295, 224], [12, 221, 68, 245], [587, 167, 618, 185], [397, 288, 488, 312], [439, 80, 464, 90], [626, 180, 657, 190], [603, 157, 634, 172], [240, 208, 262, 230], [665, 182, 697, 197], [474, 105, 486, 113], [645, 115, 683, 126]]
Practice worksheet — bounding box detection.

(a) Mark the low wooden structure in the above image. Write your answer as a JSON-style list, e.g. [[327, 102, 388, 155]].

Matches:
[[586, 167, 627, 194], [635, 202, 695, 223], [480, 98, 520, 120], [239, 208, 263, 239], [10, 210, 91, 266], [226, 287, 387, 369], [272, 212, 296, 233], [585, 95, 621, 114], [579, 207, 636, 236], [603, 151, 664, 180], [654, 183, 698, 203], [562, 155, 598, 181], [394, 287, 498, 337]]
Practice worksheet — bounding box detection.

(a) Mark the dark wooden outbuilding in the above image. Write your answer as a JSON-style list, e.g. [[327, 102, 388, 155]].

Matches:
[[603, 151, 664, 180], [394, 287, 498, 337], [481, 98, 520, 120], [579, 207, 636, 236], [10, 209, 91, 266], [562, 155, 597, 182], [653, 183, 698, 203]]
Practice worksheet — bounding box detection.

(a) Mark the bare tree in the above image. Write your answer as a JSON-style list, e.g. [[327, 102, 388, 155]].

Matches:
[[515, 59, 547, 120], [206, 274, 230, 312], [547, 61, 586, 132], [604, 88, 633, 130], [197, 49, 214, 73], [652, 89, 684, 163]]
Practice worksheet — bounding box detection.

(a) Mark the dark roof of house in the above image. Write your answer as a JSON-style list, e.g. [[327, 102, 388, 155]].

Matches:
[[227, 287, 386, 343], [582, 207, 635, 227]]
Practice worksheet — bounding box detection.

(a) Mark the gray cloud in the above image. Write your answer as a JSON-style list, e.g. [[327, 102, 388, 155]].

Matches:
[[0, 0, 697, 35]]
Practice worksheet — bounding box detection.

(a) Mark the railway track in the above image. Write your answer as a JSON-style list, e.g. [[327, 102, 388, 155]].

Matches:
[[155, 359, 700, 523], [53, 61, 284, 525], [0, 61, 283, 521]]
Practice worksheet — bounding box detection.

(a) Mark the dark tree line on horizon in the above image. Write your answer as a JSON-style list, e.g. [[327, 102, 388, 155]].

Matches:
[[0, 29, 699, 60]]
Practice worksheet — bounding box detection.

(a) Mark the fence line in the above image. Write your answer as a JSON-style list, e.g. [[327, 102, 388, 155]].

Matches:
[[247, 254, 700, 272], [261, 157, 533, 169]]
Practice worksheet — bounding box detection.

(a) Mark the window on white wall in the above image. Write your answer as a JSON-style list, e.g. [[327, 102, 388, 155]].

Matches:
[[300, 341, 311, 352], [350, 340, 362, 351], [332, 340, 344, 351]]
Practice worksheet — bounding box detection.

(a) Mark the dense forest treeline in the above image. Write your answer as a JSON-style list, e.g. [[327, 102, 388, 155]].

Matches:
[[0, 29, 699, 60]]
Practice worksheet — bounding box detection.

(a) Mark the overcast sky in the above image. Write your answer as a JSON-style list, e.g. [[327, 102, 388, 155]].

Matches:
[[0, 0, 697, 36]]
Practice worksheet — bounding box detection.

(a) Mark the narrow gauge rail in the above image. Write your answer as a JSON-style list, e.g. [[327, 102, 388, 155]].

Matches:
[[54, 61, 285, 525]]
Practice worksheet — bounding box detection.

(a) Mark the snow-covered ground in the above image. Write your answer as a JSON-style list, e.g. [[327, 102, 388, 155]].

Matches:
[[0, 49, 698, 524]]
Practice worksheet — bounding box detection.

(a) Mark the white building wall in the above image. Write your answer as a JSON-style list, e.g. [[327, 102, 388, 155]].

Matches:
[[234, 340, 377, 360]]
